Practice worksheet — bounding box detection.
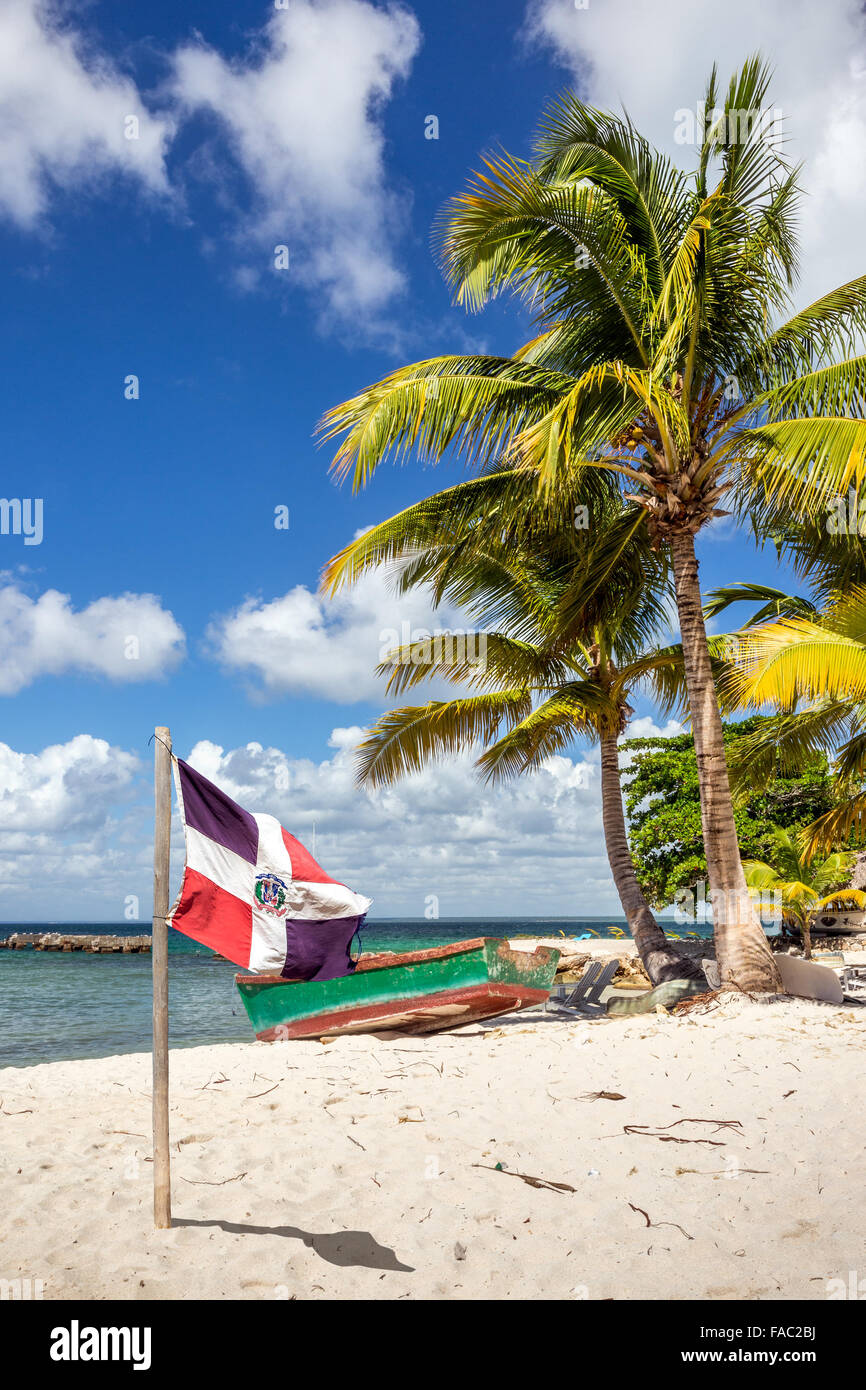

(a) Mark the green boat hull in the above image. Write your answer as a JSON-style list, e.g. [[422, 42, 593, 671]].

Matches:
[[235, 937, 560, 1039]]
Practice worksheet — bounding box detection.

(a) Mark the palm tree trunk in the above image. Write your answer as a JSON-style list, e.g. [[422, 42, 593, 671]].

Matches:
[[669, 529, 781, 992], [599, 732, 705, 985]]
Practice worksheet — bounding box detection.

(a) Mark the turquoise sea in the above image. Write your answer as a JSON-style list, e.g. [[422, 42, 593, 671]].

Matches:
[[0, 919, 714, 1068]]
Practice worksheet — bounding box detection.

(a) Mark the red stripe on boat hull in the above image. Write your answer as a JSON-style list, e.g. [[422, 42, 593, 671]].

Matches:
[[255, 982, 549, 1040]]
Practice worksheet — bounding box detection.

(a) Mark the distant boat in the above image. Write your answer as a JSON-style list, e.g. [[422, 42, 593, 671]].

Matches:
[[235, 937, 559, 1040], [810, 908, 866, 936]]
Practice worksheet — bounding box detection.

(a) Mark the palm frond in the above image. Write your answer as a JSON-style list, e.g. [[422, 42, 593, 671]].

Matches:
[[533, 93, 689, 291], [318, 356, 573, 490], [476, 684, 612, 782], [813, 888, 866, 910], [755, 275, 866, 378], [737, 417, 866, 517], [803, 792, 866, 854], [354, 691, 532, 788], [377, 632, 576, 695], [704, 582, 818, 624], [724, 701, 853, 793], [728, 616, 866, 706]]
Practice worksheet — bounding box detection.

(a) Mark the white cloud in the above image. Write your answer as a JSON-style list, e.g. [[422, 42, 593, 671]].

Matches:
[[0, 726, 612, 920], [0, 585, 185, 693], [0, 735, 147, 916], [0, 0, 172, 227], [0, 2, 419, 323], [0, 734, 138, 834], [170, 0, 420, 319], [184, 732, 606, 917], [527, 0, 866, 307], [622, 716, 684, 742], [207, 568, 468, 702]]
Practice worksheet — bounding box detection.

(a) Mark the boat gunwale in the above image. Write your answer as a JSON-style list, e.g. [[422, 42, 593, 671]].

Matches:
[[235, 937, 557, 987]]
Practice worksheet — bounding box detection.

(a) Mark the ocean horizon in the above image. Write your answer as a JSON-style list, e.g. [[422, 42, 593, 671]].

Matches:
[[0, 916, 715, 1068]]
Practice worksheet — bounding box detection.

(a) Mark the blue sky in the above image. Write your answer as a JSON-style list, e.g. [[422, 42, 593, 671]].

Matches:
[[0, 0, 864, 920]]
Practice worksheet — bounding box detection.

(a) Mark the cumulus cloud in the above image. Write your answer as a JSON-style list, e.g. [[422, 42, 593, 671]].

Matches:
[[622, 716, 684, 743], [0, 2, 419, 323], [0, 585, 185, 693], [170, 0, 420, 319], [0, 734, 138, 834], [0, 0, 172, 227], [184, 731, 606, 917], [526, 0, 866, 307], [0, 725, 613, 919], [207, 569, 469, 702], [0, 735, 148, 917]]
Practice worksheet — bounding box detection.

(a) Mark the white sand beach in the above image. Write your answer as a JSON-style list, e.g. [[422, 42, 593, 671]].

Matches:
[[2, 988, 865, 1301]]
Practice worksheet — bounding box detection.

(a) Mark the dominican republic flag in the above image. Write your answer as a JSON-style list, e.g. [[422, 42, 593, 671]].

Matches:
[[167, 758, 372, 980]]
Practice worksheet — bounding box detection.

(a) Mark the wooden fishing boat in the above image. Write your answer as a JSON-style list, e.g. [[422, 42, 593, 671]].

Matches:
[[235, 937, 559, 1040]]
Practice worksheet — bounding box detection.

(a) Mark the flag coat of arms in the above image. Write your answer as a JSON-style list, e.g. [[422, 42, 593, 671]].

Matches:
[[167, 759, 372, 980]]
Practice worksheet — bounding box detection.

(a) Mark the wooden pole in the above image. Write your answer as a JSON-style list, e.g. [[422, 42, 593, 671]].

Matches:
[[152, 725, 172, 1228]]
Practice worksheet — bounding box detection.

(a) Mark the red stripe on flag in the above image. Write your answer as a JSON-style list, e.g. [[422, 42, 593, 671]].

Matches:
[[170, 868, 253, 968], [281, 829, 341, 885]]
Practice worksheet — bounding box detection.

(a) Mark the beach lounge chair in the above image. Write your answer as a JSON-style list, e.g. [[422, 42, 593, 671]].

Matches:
[[545, 959, 619, 1016]]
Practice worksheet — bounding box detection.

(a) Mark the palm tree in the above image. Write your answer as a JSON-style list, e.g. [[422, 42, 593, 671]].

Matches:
[[721, 585, 866, 853], [320, 57, 866, 991], [326, 488, 705, 985], [742, 826, 863, 959]]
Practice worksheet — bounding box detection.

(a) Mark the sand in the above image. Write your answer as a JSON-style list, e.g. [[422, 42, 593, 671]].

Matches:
[[2, 989, 865, 1301]]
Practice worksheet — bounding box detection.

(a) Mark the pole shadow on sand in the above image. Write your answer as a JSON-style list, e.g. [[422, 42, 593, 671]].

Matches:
[[173, 1218, 415, 1271]]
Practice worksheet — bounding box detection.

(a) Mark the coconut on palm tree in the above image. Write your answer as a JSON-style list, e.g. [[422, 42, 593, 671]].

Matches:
[[742, 826, 864, 959], [320, 57, 866, 991]]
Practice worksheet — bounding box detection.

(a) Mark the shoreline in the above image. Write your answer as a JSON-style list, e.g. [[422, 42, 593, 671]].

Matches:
[[2, 992, 863, 1301], [3, 934, 864, 1071]]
